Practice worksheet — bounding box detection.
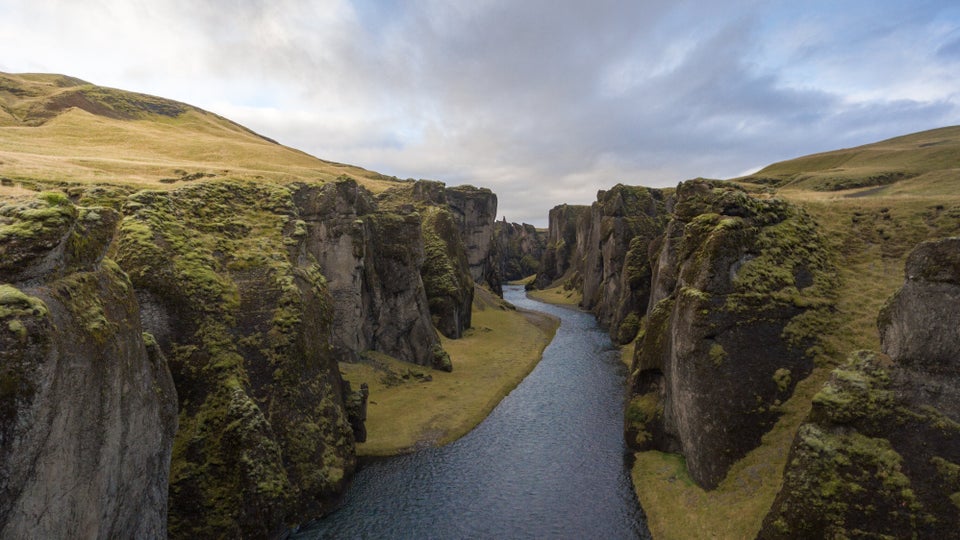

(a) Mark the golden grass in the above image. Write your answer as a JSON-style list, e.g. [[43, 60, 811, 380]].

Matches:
[[632, 365, 832, 539], [0, 72, 402, 196], [526, 284, 583, 306], [339, 288, 559, 457], [740, 125, 960, 191]]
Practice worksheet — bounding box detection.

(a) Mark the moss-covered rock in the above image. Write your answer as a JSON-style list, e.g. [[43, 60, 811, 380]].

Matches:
[[293, 179, 444, 367], [628, 179, 838, 488], [759, 351, 960, 539], [1, 194, 177, 539], [114, 180, 356, 538], [534, 203, 591, 290], [494, 221, 545, 282], [421, 206, 474, 338]]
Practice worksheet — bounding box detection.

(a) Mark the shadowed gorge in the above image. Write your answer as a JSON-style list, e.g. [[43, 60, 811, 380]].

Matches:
[[2, 67, 960, 540]]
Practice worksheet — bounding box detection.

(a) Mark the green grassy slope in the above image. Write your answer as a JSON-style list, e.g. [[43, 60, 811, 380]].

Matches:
[[738, 125, 960, 193], [0, 72, 401, 196]]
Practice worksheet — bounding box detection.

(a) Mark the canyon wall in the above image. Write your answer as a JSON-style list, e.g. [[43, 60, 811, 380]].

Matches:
[[759, 237, 960, 538], [0, 176, 497, 538], [494, 220, 545, 282], [0, 194, 177, 539], [533, 179, 837, 488]]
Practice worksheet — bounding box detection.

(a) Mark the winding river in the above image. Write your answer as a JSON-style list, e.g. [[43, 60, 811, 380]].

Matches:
[[294, 286, 650, 539]]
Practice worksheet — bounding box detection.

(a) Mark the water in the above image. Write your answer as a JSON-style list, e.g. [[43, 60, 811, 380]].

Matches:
[[295, 286, 650, 539]]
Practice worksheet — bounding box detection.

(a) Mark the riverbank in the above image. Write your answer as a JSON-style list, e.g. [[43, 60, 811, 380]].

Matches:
[[525, 284, 582, 306], [339, 286, 559, 457]]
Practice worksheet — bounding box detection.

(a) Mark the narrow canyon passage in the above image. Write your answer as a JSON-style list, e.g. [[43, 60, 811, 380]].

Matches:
[[295, 286, 650, 539]]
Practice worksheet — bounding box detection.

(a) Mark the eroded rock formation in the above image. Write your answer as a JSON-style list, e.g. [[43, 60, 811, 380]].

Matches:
[[293, 180, 445, 367], [0, 194, 177, 539], [114, 181, 361, 538], [759, 238, 960, 538], [625, 180, 837, 488], [494, 220, 545, 282]]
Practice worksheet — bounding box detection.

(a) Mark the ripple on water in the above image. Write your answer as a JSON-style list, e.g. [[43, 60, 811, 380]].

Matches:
[[294, 286, 651, 539]]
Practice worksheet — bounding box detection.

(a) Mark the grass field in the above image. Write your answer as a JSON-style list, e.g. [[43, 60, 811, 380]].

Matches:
[[339, 287, 559, 457]]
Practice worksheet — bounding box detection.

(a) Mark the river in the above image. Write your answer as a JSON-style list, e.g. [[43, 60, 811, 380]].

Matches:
[[294, 285, 650, 539]]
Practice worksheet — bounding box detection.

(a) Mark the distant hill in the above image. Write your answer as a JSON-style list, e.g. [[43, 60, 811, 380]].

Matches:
[[737, 125, 960, 195], [0, 72, 401, 193]]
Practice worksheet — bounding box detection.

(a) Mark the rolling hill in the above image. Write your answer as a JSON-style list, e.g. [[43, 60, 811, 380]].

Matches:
[[0, 72, 401, 197], [738, 125, 960, 195]]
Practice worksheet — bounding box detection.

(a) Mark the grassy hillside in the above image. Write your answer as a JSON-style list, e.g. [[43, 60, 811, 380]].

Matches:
[[636, 126, 960, 539], [738, 125, 960, 193], [0, 72, 401, 196]]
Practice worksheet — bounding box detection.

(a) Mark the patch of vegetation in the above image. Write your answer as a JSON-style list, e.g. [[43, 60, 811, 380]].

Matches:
[[340, 287, 558, 457]]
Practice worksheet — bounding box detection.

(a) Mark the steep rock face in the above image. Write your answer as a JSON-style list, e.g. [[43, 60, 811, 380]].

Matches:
[[759, 238, 960, 539], [114, 181, 358, 538], [579, 185, 671, 341], [293, 180, 445, 367], [878, 237, 960, 418], [445, 185, 501, 295], [420, 206, 474, 341], [0, 193, 177, 539], [494, 220, 545, 281], [534, 204, 590, 289], [625, 179, 837, 488], [380, 179, 485, 340]]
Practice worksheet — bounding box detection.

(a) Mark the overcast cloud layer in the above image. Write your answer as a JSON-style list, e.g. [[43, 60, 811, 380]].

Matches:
[[2, 0, 959, 224]]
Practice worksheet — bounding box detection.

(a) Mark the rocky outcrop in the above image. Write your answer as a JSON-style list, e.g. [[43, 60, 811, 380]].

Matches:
[[878, 237, 960, 419], [420, 205, 474, 341], [579, 185, 671, 341], [114, 181, 359, 538], [534, 204, 590, 290], [379, 179, 498, 340], [759, 238, 960, 539], [624, 179, 837, 488], [445, 185, 501, 295], [0, 193, 177, 539], [293, 179, 446, 367], [494, 220, 545, 282]]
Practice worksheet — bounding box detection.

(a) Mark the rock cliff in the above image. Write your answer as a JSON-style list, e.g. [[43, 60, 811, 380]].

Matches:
[[381, 179, 500, 339], [759, 238, 960, 538], [292, 179, 447, 368], [534, 203, 590, 290], [0, 193, 177, 539], [494, 220, 545, 281], [113, 181, 365, 538], [0, 176, 479, 538], [625, 179, 837, 488], [578, 185, 671, 341]]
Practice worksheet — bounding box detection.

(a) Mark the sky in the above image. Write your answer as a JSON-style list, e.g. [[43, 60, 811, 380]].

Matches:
[[2, 0, 960, 225]]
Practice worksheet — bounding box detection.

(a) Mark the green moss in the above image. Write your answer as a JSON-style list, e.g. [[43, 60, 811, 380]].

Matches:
[[0, 285, 49, 319], [773, 368, 792, 392], [617, 312, 641, 344], [626, 392, 664, 447], [115, 180, 353, 537], [709, 343, 727, 366], [811, 351, 893, 425]]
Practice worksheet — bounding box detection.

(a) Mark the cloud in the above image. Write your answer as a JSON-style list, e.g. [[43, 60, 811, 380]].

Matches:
[[1, 0, 959, 225]]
